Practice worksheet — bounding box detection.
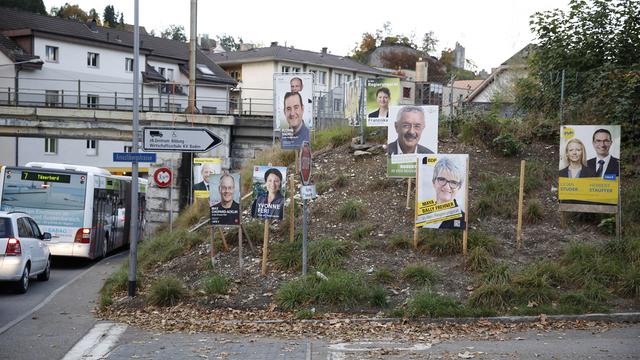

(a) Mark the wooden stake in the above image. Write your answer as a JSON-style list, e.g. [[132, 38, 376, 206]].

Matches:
[[289, 172, 295, 243], [241, 224, 256, 252], [218, 227, 229, 251], [516, 160, 526, 249], [406, 178, 412, 209], [261, 219, 270, 275], [462, 156, 470, 257], [238, 225, 243, 277], [209, 225, 216, 267]]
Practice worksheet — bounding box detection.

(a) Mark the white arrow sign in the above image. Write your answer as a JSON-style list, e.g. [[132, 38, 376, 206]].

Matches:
[[142, 127, 223, 152]]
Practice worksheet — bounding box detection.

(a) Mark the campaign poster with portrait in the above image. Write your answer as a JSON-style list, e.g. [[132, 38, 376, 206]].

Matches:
[[193, 157, 222, 199], [416, 154, 468, 230], [274, 73, 313, 150], [365, 78, 400, 127], [387, 105, 439, 178], [344, 78, 363, 127], [558, 125, 621, 210], [250, 165, 288, 220], [209, 173, 241, 226]]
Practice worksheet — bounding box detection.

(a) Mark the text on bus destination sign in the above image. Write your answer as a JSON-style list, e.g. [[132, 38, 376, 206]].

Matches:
[[21, 171, 71, 183]]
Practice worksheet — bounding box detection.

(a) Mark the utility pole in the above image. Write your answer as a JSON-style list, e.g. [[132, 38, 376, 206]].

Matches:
[[128, 0, 140, 297], [186, 0, 197, 114]]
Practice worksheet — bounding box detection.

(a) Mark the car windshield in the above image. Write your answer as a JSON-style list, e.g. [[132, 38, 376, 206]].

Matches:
[[0, 217, 12, 237]]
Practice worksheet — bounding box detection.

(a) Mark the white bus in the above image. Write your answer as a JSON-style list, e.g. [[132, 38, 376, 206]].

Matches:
[[0, 162, 146, 259]]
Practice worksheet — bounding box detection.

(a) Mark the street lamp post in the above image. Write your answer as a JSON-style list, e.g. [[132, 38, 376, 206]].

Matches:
[[0, 58, 44, 106]]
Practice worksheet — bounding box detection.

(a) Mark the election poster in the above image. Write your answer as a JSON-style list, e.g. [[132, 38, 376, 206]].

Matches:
[[416, 154, 468, 230], [558, 125, 621, 211], [273, 73, 313, 149], [387, 105, 439, 178], [365, 78, 400, 127], [193, 157, 222, 199], [250, 165, 288, 220], [344, 78, 363, 127], [209, 172, 241, 226]]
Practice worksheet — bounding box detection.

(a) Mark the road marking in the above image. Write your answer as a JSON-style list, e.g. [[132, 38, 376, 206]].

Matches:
[[61, 322, 127, 360], [327, 341, 432, 359], [0, 253, 123, 336]]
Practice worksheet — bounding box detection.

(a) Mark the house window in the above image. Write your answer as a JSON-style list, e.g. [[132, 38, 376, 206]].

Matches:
[[318, 71, 327, 85], [166, 68, 174, 81], [403, 87, 412, 99], [335, 73, 343, 87], [86, 139, 97, 156], [292, 67, 301, 73], [124, 145, 133, 153], [167, 103, 181, 112], [333, 99, 342, 112], [281, 65, 290, 73], [344, 75, 351, 82], [229, 70, 240, 81], [44, 138, 57, 154], [45, 90, 59, 107], [45, 46, 59, 62], [125, 57, 133, 72], [87, 94, 99, 108], [158, 67, 166, 77], [87, 52, 99, 67]]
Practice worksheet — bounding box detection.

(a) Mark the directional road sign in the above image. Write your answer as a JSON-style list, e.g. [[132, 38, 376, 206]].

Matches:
[[143, 126, 223, 152], [113, 152, 157, 162]]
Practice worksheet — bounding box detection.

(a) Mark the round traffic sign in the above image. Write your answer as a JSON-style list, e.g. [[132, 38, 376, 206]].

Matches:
[[153, 167, 172, 188]]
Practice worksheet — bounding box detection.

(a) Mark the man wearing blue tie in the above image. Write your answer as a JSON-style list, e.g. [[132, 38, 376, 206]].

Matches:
[[587, 129, 620, 178]]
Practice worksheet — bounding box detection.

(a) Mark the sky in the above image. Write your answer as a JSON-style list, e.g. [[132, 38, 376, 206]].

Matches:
[[42, 0, 570, 72]]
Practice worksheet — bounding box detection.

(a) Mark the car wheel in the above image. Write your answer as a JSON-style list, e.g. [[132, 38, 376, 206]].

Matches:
[[16, 266, 29, 294], [37, 257, 51, 281]]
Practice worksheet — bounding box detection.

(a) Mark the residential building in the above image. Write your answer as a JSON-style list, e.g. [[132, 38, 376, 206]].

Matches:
[[441, 79, 484, 116], [0, 7, 236, 172]]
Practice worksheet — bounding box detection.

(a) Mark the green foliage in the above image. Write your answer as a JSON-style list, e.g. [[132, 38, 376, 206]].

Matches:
[[202, 273, 229, 295], [146, 276, 186, 306], [481, 263, 512, 285], [337, 200, 365, 221], [243, 221, 264, 243], [419, 230, 461, 256], [295, 308, 316, 320], [562, 242, 624, 287], [332, 174, 349, 188], [518, 259, 567, 288], [468, 230, 499, 254], [466, 247, 494, 272], [402, 264, 440, 287], [315, 180, 330, 195], [468, 283, 514, 310], [475, 173, 519, 218], [352, 224, 375, 241], [4, 0, 47, 14], [521, 0, 640, 145], [272, 238, 351, 271], [389, 234, 411, 249], [311, 126, 353, 149], [618, 264, 640, 300], [372, 267, 394, 284], [525, 200, 545, 224], [512, 271, 558, 305], [275, 271, 386, 310], [406, 290, 466, 318], [160, 24, 187, 42], [216, 34, 243, 51], [99, 266, 140, 310], [524, 160, 553, 193], [138, 229, 203, 271], [492, 132, 523, 156], [350, 22, 420, 64]]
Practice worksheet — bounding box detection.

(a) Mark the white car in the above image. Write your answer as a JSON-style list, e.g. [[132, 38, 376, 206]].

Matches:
[[0, 211, 51, 293]]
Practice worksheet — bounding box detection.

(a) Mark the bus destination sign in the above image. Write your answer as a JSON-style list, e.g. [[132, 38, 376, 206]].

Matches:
[[21, 171, 71, 183]]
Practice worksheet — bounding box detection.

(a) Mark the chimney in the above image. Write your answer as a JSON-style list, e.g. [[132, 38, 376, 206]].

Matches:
[[88, 17, 98, 32], [415, 57, 428, 82], [239, 43, 255, 51], [321, 47, 328, 55], [270, 41, 278, 47]]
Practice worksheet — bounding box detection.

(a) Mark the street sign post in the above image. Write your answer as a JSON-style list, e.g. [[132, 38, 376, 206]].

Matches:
[[113, 152, 157, 162], [298, 141, 313, 275], [142, 126, 222, 152]]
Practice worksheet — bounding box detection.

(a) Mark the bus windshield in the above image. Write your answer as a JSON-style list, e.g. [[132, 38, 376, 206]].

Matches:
[[1, 168, 86, 228]]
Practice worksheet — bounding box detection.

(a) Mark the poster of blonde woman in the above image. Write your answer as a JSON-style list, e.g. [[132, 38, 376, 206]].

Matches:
[[416, 154, 468, 229], [558, 125, 620, 210]]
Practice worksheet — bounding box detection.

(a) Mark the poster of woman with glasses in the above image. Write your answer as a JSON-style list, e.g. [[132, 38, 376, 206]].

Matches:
[[416, 154, 468, 230], [387, 105, 439, 177], [558, 125, 620, 209]]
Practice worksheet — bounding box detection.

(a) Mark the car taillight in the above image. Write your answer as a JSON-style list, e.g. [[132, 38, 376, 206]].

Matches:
[[74, 228, 91, 244], [5, 238, 21, 256]]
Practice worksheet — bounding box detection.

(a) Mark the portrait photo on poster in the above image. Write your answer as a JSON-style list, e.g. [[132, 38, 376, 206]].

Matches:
[[416, 154, 468, 229], [344, 78, 362, 127], [280, 91, 311, 149], [365, 78, 400, 127], [387, 105, 438, 156], [274, 73, 313, 130], [192, 158, 222, 198], [558, 125, 621, 206], [250, 165, 288, 220], [209, 172, 241, 226]]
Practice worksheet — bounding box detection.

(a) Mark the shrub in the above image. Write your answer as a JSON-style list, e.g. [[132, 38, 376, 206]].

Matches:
[[316, 180, 330, 195], [352, 224, 375, 241], [372, 267, 394, 284], [295, 308, 316, 320], [468, 283, 514, 310], [519, 259, 567, 288], [512, 273, 557, 305], [146, 276, 186, 306], [402, 264, 440, 287], [174, 202, 208, 229], [468, 230, 499, 254], [618, 265, 640, 300], [466, 247, 494, 272], [492, 132, 523, 156], [202, 273, 229, 295], [406, 290, 466, 318], [369, 285, 388, 307], [138, 229, 203, 270], [272, 238, 350, 271], [389, 234, 411, 249], [420, 231, 461, 256], [481, 263, 512, 285], [312, 126, 353, 149], [562, 242, 624, 287], [525, 200, 545, 224], [475, 173, 519, 218], [337, 200, 365, 221], [524, 160, 553, 193]]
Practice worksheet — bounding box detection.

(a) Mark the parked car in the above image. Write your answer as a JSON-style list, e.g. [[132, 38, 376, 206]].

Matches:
[[0, 211, 51, 293]]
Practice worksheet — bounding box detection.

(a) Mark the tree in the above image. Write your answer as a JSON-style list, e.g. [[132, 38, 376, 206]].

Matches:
[[516, 0, 640, 143], [103, 5, 116, 27], [350, 23, 421, 63], [421, 31, 438, 54], [0, 0, 46, 14], [216, 34, 243, 51], [160, 25, 187, 42], [51, 3, 89, 22], [380, 51, 419, 70]]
